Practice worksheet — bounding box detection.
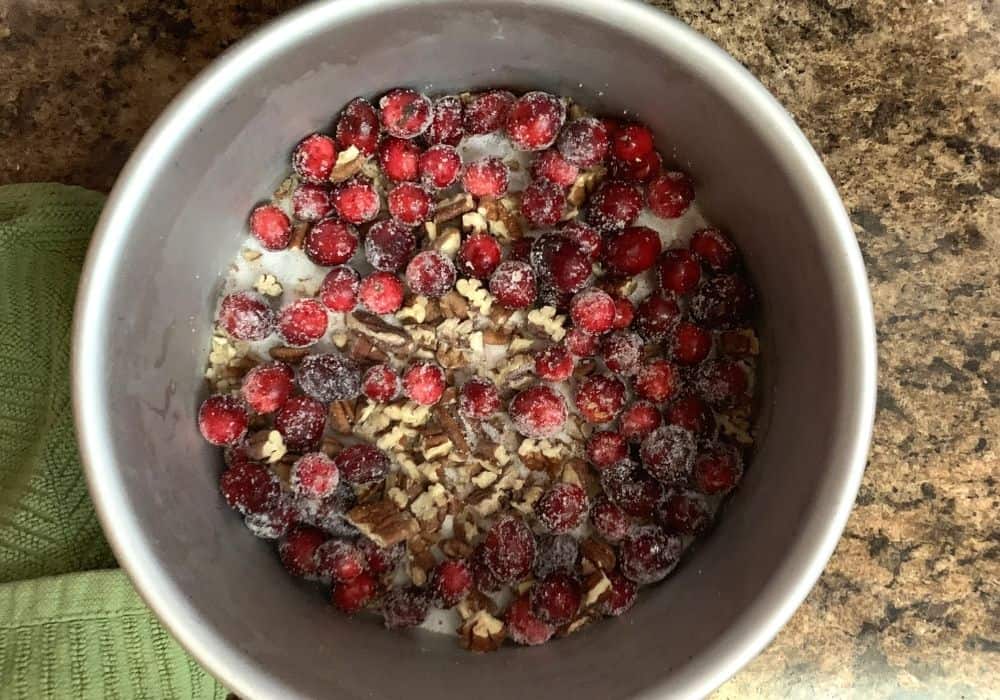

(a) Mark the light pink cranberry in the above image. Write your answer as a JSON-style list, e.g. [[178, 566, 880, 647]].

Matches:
[[530, 571, 582, 626], [509, 385, 568, 438], [536, 482, 588, 534], [620, 526, 682, 584], [331, 177, 380, 223], [429, 559, 473, 608], [574, 374, 626, 423], [457, 233, 502, 279], [556, 117, 609, 167], [402, 361, 446, 405], [274, 396, 326, 451], [425, 95, 464, 146], [521, 178, 566, 228], [657, 249, 702, 295], [458, 377, 501, 420], [304, 217, 358, 266], [586, 179, 642, 231], [249, 203, 292, 250], [277, 298, 328, 347], [633, 359, 678, 402], [489, 260, 537, 309], [532, 148, 579, 187], [387, 182, 433, 225], [332, 571, 377, 614], [365, 219, 416, 272], [586, 430, 628, 469], [647, 171, 695, 219], [570, 288, 616, 334], [405, 250, 456, 298], [634, 294, 681, 341], [620, 401, 663, 442], [335, 444, 391, 485], [378, 88, 432, 139], [361, 364, 401, 403], [290, 452, 340, 500], [418, 144, 462, 189], [217, 291, 274, 341], [292, 133, 338, 183], [335, 97, 380, 155], [198, 394, 248, 446], [219, 462, 280, 515], [600, 331, 643, 375], [605, 225, 662, 275], [316, 539, 365, 583], [378, 137, 422, 182], [462, 157, 509, 197], [590, 497, 631, 541], [241, 362, 294, 414], [464, 89, 516, 134], [292, 183, 334, 222], [279, 525, 327, 577], [534, 344, 574, 382], [318, 265, 360, 312], [358, 272, 405, 314], [505, 91, 566, 151]]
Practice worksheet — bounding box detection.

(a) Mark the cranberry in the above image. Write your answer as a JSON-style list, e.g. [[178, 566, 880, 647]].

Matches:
[[304, 217, 358, 266], [532, 148, 579, 187], [382, 586, 430, 629], [217, 291, 274, 341], [481, 515, 536, 583], [505, 91, 566, 151], [693, 446, 744, 495], [605, 226, 662, 275], [531, 571, 582, 625], [425, 95, 464, 146], [274, 396, 326, 451], [332, 571, 377, 614], [335, 97, 380, 156], [564, 327, 598, 357], [277, 299, 327, 347], [533, 534, 579, 579], [405, 250, 456, 298], [335, 444, 391, 485], [509, 385, 567, 438], [665, 395, 716, 437], [458, 377, 501, 420], [290, 452, 340, 500], [587, 180, 642, 231], [611, 148, 662, 182], [457, 233, 502, 278], [570, 288, 616, 334], [658, 249, 702, 295], [249, 203, 292, 250], [379, 88, 432, 139], [612, 123, 654, 162], [418, 144, 462, 189], [633, 359, 678, 403], [506, 594, 555, 646], [319, 265, 360, 312], [292, 183, 334, 222], [387, 182, 433, 225], [600, 462, 665, 519], [620, 526, 682, 584], [402, 361, 446, 405], [590, 497, 631, 541], [464, 89, 515, 134], [534, 343, 575, 381], [640, 425, 697, 484], [429, 559, 473, 607], [634, 294, 681, 342], [331, 177, 380, 223], [378, 137, 421, 182], [198, 394, 248, 446], [292, 133, 338, 184], [689, 227, 738, 272], [316, 539, 364, 583], [489, 260, 536, 309], [241, 362, 294, 414], [560, 221, 602, 261], [279, 525, 326, 577], [647, 171, 695, 219], [689, 274, 754, 329], [556, 117, 609, 167], [599, 571, 639, 617], [657, 490, 711, 535], [365, 220, 416, 272], [600, 331, 643, 375], [521, 178, 566, 228], [586, 430, 628, 469], [671, 321, 712, 365], [695, 360, 748, 407], [244, 499, 295, 540], [612, 297, 635, 329], [362, 364, 401, 403], [358, 272, 405, 314], [462, 157, 509, 197], [508, 238, 532, 262], [358, 539, 404, 577], [620, 401, 663, 442], [299, 353, 361, 402], [536, 483, 588, 534], [219, 461, 279, 515], [574, 374, 626, 423], [470, 544, 503, 593], [548, 240, 592, 293]]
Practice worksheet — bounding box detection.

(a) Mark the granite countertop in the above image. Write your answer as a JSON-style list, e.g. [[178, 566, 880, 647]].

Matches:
[[1, 0, 997, 696]]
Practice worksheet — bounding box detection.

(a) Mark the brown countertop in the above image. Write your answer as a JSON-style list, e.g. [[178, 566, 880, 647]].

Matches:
[[1, 1, 997, 696]]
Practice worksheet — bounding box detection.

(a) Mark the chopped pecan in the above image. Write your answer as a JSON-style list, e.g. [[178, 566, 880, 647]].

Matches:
[[345, 499, 419, 547], [432, 403, 471, 455], [458, 610, 506, 652], [328, 145, 366, 183], [268, 345, 310, 363], [573, 358, 598, 378], [328, 400, 357, 434], [435, 343, 468, 370], [440, 538, 474, 559], [346, 311, 416, 354], [438, 291, 470, 319], [579, 537, 616, 573], [433, 193, 476, 223], [346, 333, 390, 363], [457, 589, 498, 620], [320, 436, 344, 458], [483, 328, 510, 345], [289, 221, 309, 249]]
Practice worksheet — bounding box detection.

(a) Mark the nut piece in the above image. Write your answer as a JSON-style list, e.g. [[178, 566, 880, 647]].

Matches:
[[526, 306, 567, 342], [461, 211, 488, 235], [433, 226, 462, 258], [346, 311, 416, 355], [583, 571, 613, 608], [458, 610, 506, 653], [253, 274, 283, 297], [245, 429, 287, 464], [438, 291, 470, 319], [289, 221, 309, 250], [328, 400, 357, 434], [432, 403, 471, 455], [397, 295, 430, 324], [346, 333, 390, 363], [434, 193, 476, 223], [345, 499, 419, 548], [329, 145, 365, 183], [455, 278, 494, 316], [579, 537, 616, 573]]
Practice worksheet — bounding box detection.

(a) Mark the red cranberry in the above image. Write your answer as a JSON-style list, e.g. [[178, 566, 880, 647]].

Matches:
[[425, 95, 464, 146], [508, 238, 532, 262], [429, 559, 473, 607], [505, 91, 566, 151], [244, 498, 294, 539], [219, 461, 279, 515], [290, 452, 340, 500], [689, 274, 754, 329], [405, 250, 456, 298], [470, 543, 503, 593], [379, 88, 432, 139], [382, 586, 430, 629], [331, 177, 380, 223], [292, 133, 338, 183], [606, 226, 662, 275], [507, 594, 555, 645], [600, 462, 664, 519], [319, 265, 360, 312], [534, 344, 575, 382], [299, 353, 361, 402], [378, 137, 421, 182], [277, 299, 328, 347], [564, 327, 598, 357], [521, 178, 566, 228], [533, 534, 579, 579], [633, 359, 678, 402], [548, 240, 592, 293], [292, 183, 334, 222], [600, 331, 643, 375], [365, 219, 416, 272], [335, 444, 390, 485], [634, 294, 681, 341], [560, 221, 602, 261], [530, 571, 582, 626], [358, 272, 405, 314], [612, 123, 654, 162], [536, 483, 588, 534], [332, 571, 377, 614], [587, 180, 642, 231], [657, 490, 711, 535], [671, 321, 712, 365], [402, 361, 446, 405], [648, 171, 695, 219], [418, 144, 462, 189], [599, 571, 639, 617], [198, 394, 248, 446], [241, 362, 294, 414], [362, 364, 401, 403], [249, 203, 292, 250], [358, 539, 404, 577], [304, 217, 358, 266], [590, 497, 631, 541], [279, 525, 326, 577], [335, 97, 380, 156], [457, 233, 502, 278], [612, 297, 635, 329], [658, 249, 702, 295], [462, 157, 509, 197], [464, 89, 516, 134], [689, 227, 738, 272], [217, 291, 274, 341], [695, 360, 748, 407], [620, 525, 682, 584], [274, 396, 326, 451], [574, 374, 626, 423], [532, 148, 579, 187], [611, 149, 662, 181], [556, 117, 609, 167], [620, 401, 663, 442], [509, 385, 567, 438], [458, 377, 501, 420], [640, 425, 697, 484], [665, 395, 716, 437], [388, 182, 433, 225], [489, 260, 536, 309], [586, 430, 628, 469], [693, 446, 744, 495], [482, 515, 536, 584], [316, 539, 364, 583], [570, 288, 616, 334]]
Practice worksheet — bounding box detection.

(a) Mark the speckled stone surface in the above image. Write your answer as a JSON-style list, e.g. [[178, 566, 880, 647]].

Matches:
[[1, 0, 997, 696]]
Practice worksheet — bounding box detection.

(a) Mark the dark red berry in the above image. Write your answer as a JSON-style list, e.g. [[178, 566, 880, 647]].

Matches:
[[277, 299, 328, 347], [489, 260, 536, 309], [219, 461, 279, 515], [388, 182, 433, 225], [586, 430, 628, 469], [198, 394, 248, 446], [335, 97, 380, 155], [274, 396, 326, 451], [574, 374, 626, 423], [506, 594, 555, 645], [290, 452, 340, 500], [560, 221, 602, 261], [600, 331, 643, 375], [292, 133, 338, 183], [634, 294, 681, 341], [243, 498, 294, 539], [548, 240, 592, 293], [379, 137, 421, 182], [358, 539, 404, 577], [648, 171, 694, 219], [482, 516, 536, 584], [458, 377, 501, 420], [379, 88, 432, 139], [298, 353, 361, 403], [332, 571, 377, 614], [462, 157, 509, 197], [335, 444, 390, 485], [405, 250, 456, 298], [536, 483, 588, 534], [533, 534, 579, 579], [640, 425, 697, 484], [620, 526, 682, 584], [508, 237, 532, 262], [319, 265, 360, 312], [509, 384, 567, 438], [429, 559, 473, 607], [418, 144, 462, 189], [402, 361, 446, 405], [331, 177, 380, 223], [620, 401, 663, 442], [304, 217, 358, 266], [612, 297, 634, 329], [217, 291, 274, 341], [612, 123, 654, 162], [505, 91, 566, 151], [600, 462, 664, 519], [358, 272, 405, 314], [365, 219, 416, 272], [465, 89, 515, 134], [689, 274, 754, 329], [530, 571, 582, 625], [425, 95, 464, 146], [279, 526, 326, 577], [532, 148, 579, 187], [362, 364, 401, 402], [665, 395, 716, 437], [657, 490, 711, 535], [606, 226, 662, 275], [611, 149, 661, 181], [521, 178, 566, 228], [599, 571, 639, 616], [241, 362, 294, 414], [564, 327, 598, 357], [587, 180, 642, 231], [695, 360, 748, 407], [316, 539, 364, 583], [470, 544, 503, 593], [457, 233, 502, 278], [658, 249, 702, 295], [249, 204, 292, 250], [556, 117, 609, 167], [633, 359, 678, 403], [570, 288, 616, 334], [534, 344, 575, 381], [671, 321, 712, 365], [292, 183, 334, 222], [693, 446, 744, 495], [689, 227, 738, 272], [590, 497, 631, 541], [382, 586, 430, 629]]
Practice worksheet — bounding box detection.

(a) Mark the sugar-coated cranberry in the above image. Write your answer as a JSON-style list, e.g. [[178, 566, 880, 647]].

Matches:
[[547, 240, 592, 293], [695, 360, 748, 407], [506, 594, 555, 645], [612, 297, 634, 329], [574, 374, 626, 423], [693, 446, 744, 495], [671, 321, 712, 366], [533, 534, 579, 579], [600, 461, 665, 519], [606, 226, 662, 275], [277, 299, 328, 347], [358, 539, 404, 577], [564, 327, 598, 357], [599, 571, 639, 617], [508, 238, 532, 262], [509, 385, 567, 438], [219, 461, 279, 515], [521, 178, 566, 228], [379, 137, 421, 182], [657, 490, 711, 535], [426, 95, 464, 146], [689, 274, 754, 329], [620, 526, 682, 584], [534, 344, 575, 381], [620, 401, 663, 442], [358, 271, 405, 314], [560, 220, 602, 261], [299, 353, 361, 402], [332, 571, 377, 614], [470, 543, 503, 593], [319, 265, 360, 312], [217, 291, 274, 341], [648, 171, 695, 219], [316, 539, 364, 583], [532, 148, 579, 187], [379, 88, 432, 139], [634, 294, 681, 342], [458, 377, 501, 420], [304, 217, 358, 266], [462, 157, 509, 197], [244, 498, 295, 540], [292, 183, 334, 222], [557, 117, 609, 167], [335, 444, 391, 485], [633, 359, 678, 403], [465, 89, 516, 134], [658, 249, 702, 295], [418, 144, 462, 189], [570, 288, 616, 334], [249, 203, 292, 251], [489, 260, 536, 309], [429, 559, 473, 607], [365, 219, 416, 272], [198, 394, 248, 446], [505, 91, 566, 151], [331, 177, 380, 223], [530, 571, 582, 625], [292, 133, 338, 183], [290, 452, 340, 500], [612, 123, 654, 162], [275, 397, 326, 452], [402, 361, 447, 405], [690, 227, 738, 272], [482, 515, 537, 583], [587, 180, 642, 231], [640, 425, 697, 484], [590, 497, 631, 541], [586, 430, 628, 469], [611, 149, 661, 182], [362, 364, 401, 403], [600, 331, 643, 375], [241, 362, 294, 414], [382, 586, 430, 629], [335, 97, 380, 156], [279, 525, 326, 577], [388, 182, 433, 225], [536, 483, 588, 534], [457, 233, 502, 279], [665, 395, 716, 437], [405, 250, 456, 298]]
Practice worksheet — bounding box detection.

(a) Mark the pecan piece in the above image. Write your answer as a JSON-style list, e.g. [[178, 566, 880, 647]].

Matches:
[[431, 403, 471, 455], [268, 345, 310, 363], [346, 311, 416, 355], [328, 400, 357, 434], [345, 500, 419, 548], [458, 610, 506, 652], [579, 537, 616, 573], [433, 193, 476, 223]]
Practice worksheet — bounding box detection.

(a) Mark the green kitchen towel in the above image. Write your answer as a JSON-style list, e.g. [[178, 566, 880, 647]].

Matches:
[[0, 184, 226, 699]]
